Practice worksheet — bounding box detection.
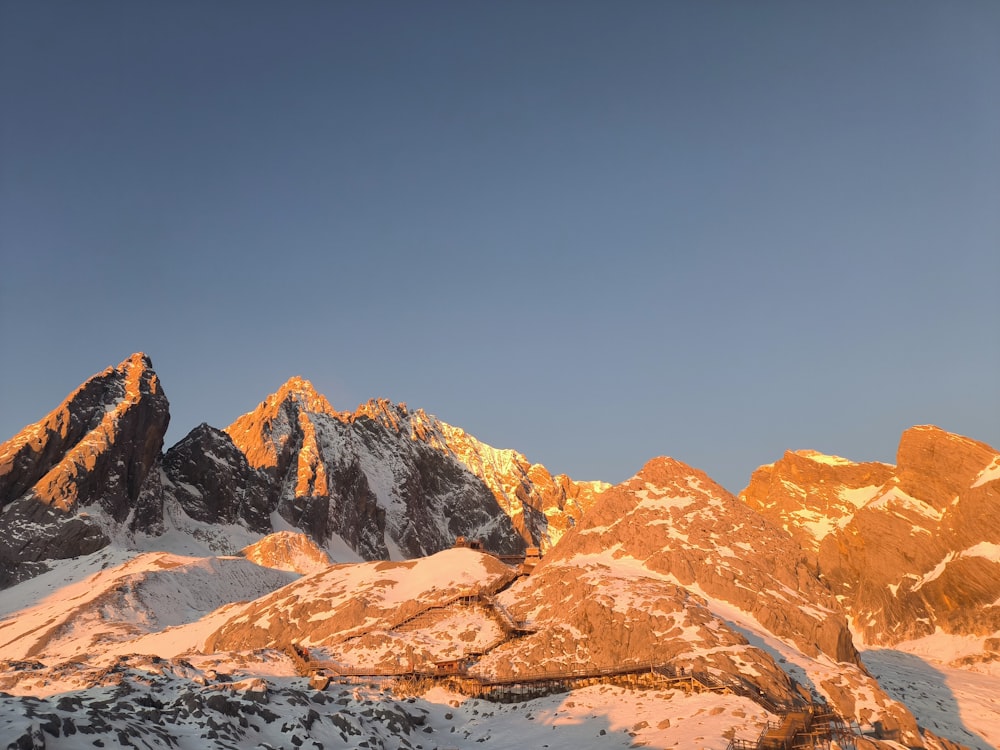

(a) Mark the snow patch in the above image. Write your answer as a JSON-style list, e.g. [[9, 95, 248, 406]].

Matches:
[[972, 455, 1000, 488]]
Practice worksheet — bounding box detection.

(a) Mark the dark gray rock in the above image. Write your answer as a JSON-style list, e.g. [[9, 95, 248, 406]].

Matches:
[[158, 423, 272, 534]]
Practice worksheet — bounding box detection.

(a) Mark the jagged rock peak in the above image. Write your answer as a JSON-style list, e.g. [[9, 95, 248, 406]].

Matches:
[[349, 398, 444, 445], [0, 352, 168, 512], [0, 354, 169, 575], [739, 447, 894, 554], [268, 376, 337, 415], [225, 377, 338, 471]]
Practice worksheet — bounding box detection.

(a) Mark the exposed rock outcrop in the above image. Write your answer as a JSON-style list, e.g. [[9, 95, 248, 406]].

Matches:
[[240, 531, 332, 575], [529, 457, 922, 741], [157, 423, 272, 533], [476, 556, 803, 708], [0, 354, 169, 579], [740, 450, 893, 556], [545, 456, 859, 665], [742, 426, 1000, 646]]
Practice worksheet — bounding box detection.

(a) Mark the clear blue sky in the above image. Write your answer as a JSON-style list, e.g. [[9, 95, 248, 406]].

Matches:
[[2, 1, 998, 492]]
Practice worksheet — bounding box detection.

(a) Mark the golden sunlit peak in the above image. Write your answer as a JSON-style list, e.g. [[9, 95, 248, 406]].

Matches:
[[119, 352, 153, 371], [270, 376, 336, 415], [278, 375, 319, 398]]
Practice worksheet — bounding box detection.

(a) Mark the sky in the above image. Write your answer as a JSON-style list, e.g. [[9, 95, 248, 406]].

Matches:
[[1, 1, 998, 492]]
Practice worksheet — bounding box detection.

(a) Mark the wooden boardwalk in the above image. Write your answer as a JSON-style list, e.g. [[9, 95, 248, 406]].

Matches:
[[291, 642, 782, 710], [726, 706, 867, 750], [288, 640, 879, 749]]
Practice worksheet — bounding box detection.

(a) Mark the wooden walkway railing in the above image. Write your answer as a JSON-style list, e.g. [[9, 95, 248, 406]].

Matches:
[[291, 638, 874, 749], [725, 705, 867, 750]]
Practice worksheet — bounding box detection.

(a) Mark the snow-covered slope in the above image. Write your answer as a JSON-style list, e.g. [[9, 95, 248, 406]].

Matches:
[[0, 656, 773, 750], [205, 547, 515, 659], [0, 551, 296, 662]]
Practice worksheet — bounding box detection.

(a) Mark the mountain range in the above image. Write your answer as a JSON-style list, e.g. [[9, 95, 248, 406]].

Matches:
[[0, 353, 997, 750]]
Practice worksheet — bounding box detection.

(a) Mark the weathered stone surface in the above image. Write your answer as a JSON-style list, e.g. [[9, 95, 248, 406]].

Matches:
[[743, 426, 1000, 646], [158, 423, 272, 533], [740, 450, 894, 556], [545, 456, 860, 665], [0, 354, 169, 571], [476, 556, 803, 709], [240, 531, 332, 574]]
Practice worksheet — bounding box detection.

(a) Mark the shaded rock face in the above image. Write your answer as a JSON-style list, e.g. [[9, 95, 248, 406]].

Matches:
[[0, 354, 169, 574], [223, 386, 604, 561], [227, 387, 509, 560], [156, 423, 271, 534], [743, 426, 1000, 646], [545, 457, 860, 666]]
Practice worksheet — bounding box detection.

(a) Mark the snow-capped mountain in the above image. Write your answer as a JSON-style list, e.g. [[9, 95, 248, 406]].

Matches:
[[741, 426, 1000, 652], [224, 380, 608, 557], [1, 353, 998, 750], [0, 354, 606, 582], [0, 353, 169, 586], [528, 456, 922, 743]]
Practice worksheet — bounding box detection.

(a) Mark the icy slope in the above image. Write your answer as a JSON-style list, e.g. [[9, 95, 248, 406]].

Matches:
[[0, 551, 296, 662]]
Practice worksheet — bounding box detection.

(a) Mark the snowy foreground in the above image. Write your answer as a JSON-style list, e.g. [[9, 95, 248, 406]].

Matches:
[[1, 648, 998, 750], [862, 647, 1000, 750], [1, 548, 998, 749], [0, 653, 766, 750]]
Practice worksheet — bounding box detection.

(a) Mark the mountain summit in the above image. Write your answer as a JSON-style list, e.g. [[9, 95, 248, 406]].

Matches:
[[742, 425, 1000, 648], [0, 356, 606, 583], [0, 354, 996, 749], [0, 353, 169, 584]]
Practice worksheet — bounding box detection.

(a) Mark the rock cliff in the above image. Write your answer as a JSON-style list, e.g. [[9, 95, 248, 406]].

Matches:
[[0, 354, 169, 583], [223, 385, 606, 561], [547, 456, 859, 665], [1, 358, 606, 579], [742, 426, 1000, 647]]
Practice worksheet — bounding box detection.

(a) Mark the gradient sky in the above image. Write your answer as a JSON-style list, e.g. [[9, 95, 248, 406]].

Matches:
[[2, 1, 998, 492]]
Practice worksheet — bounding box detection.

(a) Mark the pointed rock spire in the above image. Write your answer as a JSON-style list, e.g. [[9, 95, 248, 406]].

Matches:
[[225, 376, 338, 473], [0, 353, 169, 575]]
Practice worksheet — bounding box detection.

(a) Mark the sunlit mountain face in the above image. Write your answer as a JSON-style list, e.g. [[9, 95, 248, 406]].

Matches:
[[1, 354, 997, 750]]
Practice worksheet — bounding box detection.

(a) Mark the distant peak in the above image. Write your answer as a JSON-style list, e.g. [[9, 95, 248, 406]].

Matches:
[[352, 398, 413, 433], [269, 376, 336, 415], [630, 455, 722, 493], [119, 352, 153, 370], [278, 375, 318, 396]]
